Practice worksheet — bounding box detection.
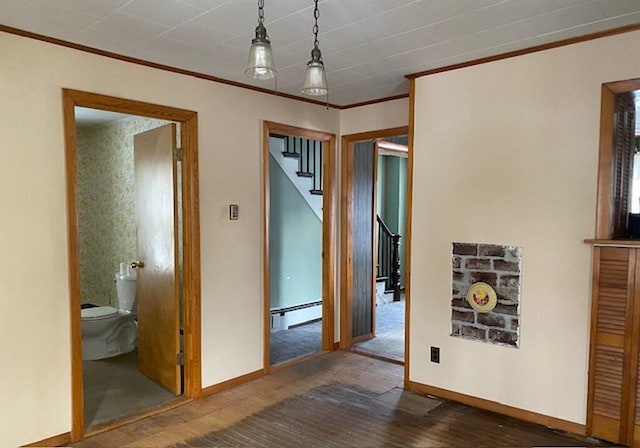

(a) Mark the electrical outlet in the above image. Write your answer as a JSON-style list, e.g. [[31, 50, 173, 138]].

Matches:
[[430, 346, 440, 364]]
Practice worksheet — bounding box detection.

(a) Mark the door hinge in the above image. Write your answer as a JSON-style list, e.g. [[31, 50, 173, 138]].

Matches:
[[174, 146, 183, 162], [176, 351, 185, 366]]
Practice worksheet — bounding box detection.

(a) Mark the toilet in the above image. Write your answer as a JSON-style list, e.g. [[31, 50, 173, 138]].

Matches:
[[81, 270, 137, 361]]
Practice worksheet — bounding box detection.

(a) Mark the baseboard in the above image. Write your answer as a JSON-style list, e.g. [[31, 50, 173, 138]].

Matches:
[[351, 333, 373, 344], [407, 381, 586, 436], [202, 368, 265, 396], [23, 431, 71, 447]]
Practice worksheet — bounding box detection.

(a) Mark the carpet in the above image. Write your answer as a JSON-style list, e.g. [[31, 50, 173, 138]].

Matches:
[[169, 383, 601, 447]]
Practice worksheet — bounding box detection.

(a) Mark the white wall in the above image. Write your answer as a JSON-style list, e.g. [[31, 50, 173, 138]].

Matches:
[[340, 97, 408, 136], [0, 31, 339, 447], [410, 30, 640, 424]]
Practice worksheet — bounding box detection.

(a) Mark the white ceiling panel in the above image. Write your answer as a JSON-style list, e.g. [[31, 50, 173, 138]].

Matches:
[[119, 0, 206, 27], [1, 0, 640, 106]]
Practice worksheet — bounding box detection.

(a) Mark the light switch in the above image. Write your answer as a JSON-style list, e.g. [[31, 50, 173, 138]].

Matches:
[[229, 204, 239, 220]]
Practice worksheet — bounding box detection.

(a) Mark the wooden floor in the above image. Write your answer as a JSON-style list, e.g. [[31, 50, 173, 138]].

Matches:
[[69, 351, 609, 448]]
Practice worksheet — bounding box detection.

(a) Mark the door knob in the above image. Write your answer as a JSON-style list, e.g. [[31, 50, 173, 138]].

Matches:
[[130, 260, 145, 269]]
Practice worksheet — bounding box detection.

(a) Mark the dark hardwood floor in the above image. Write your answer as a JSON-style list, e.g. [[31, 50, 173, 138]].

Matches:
[[70, 351, 613, 447]]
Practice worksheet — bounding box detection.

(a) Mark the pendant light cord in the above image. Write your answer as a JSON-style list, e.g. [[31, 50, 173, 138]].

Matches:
[[312, 0, 319, 50], [258, 0, 264, 26]]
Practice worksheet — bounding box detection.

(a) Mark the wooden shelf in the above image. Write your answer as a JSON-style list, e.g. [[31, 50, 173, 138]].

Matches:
[[584, 239, 640, 248]]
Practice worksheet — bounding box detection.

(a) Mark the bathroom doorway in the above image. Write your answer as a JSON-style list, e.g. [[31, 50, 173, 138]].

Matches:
[[63, 90, 201, 441]]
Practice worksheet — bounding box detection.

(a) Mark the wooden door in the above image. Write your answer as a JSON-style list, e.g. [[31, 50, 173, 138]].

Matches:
[[352, 141, 374, 340], [134, 124, 181, 395]]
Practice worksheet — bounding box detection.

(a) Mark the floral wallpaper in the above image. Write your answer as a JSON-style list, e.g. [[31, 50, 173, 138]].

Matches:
[[76, 116, 177, 307]]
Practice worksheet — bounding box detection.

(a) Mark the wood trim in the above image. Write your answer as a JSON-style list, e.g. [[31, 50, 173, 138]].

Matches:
[[262, 121, 271, 374], [340, 137, 354, 349], [62, 89, 202, 441], [586, 246, 601, 435], [596, 86, 616, 239], [352, 333, 374, 344], [377, 140, 408, 158], [201, 369, 265, 396], [404, 79, 416, 388], [585, 239, 640, 248], [350, 348, 405, 366], [62, 90, 84, 441], [340, 126, 409, 353], [594, 78, 640, 239], [338, 94, 410, 110], [626, 250, 640, 444], [262, 121, 337, 371], [408, 380, 586, 436], [322, 131, 337, 352], [23, 432, 71, 447], [371, 142, 379, 338], [406, 23, 640, 80], [181, 110, 203, 399]]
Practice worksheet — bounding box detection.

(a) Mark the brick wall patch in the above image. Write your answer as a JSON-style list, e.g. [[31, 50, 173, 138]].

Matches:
[[451, 242, 522, 347]]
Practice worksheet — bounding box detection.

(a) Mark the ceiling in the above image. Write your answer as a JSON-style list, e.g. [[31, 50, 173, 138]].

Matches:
[[2, 0, 640, 107]]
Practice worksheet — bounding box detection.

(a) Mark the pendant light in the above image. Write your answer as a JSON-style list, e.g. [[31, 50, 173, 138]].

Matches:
[[245, 0, 276, 80], [301, 0, 328, 96]]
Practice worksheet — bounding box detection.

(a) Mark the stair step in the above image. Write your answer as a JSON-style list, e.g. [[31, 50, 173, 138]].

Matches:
[[282, 151, 300, 158], [296, 171, 313, 178], [310, 189, 323, 195]]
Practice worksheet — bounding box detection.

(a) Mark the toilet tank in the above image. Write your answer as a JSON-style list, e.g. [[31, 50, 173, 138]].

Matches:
[[115, 272, 137, 312]]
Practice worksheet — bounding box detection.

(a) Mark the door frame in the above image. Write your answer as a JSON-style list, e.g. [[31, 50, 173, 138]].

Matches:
[[62, 89, 202, 441], [340, 126, 410, 355], [262, 121, 336, 372]]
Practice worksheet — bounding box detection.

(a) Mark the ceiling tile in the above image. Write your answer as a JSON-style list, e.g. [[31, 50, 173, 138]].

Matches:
[[161, 21, 233, 49], [53, 0, 130, 18], [179, 0, 227, 10], [129, 37, 200, 67], [194, 2, 260, 37], [9, 1, 100, 39], [90, 11, 168, 41], [594, 0, 640, 17], [119, 0, 206, 27], [70, 27, 142, 54], [314, 0, 383, 28]]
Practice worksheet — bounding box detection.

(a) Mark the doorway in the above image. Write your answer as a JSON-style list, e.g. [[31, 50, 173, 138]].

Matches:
[[340, 127, 409, 365], [262, 121, 336, 371], [63, 90, 201, 441]]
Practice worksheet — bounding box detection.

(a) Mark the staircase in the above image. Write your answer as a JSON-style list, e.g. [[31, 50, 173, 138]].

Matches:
[[269, 134, 323, 220], [376, 214, 401, 302]]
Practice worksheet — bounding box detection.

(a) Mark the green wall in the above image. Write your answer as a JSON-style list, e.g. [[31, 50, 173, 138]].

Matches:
[[377, 155, 408, 286], [269, 154, 322, 309]]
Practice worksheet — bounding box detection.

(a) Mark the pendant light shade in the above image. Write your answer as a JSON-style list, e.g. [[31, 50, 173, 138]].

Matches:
[[245, 0, 276, 80], [301, 0, 328, 97], [301, 47, 328, 96]]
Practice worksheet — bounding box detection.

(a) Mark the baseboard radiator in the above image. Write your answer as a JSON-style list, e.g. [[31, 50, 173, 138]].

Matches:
[[270, 300, 322, 332]]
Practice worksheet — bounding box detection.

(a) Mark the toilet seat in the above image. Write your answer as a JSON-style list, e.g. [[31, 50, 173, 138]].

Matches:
[[81, 306, 119, 320]]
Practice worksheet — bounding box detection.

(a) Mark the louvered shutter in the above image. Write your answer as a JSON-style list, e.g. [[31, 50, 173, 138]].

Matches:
[[588, 247, 635, 443], [611, 96, 635, 238]]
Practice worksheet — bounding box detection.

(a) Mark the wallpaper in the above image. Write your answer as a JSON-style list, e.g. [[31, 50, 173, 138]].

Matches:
[[76, 115, 176, 307]]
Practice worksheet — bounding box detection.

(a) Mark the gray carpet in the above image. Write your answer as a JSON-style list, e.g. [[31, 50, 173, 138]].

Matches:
[[269, 319, 322, 365], [169, 383, 606, 448]]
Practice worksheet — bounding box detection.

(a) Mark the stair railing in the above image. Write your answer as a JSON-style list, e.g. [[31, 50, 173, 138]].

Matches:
[[273, 134, 323, 195], [376, 215, 402, 302]]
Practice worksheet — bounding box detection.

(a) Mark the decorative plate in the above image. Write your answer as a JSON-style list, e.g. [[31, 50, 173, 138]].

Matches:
[[466, 282, 497, 313]]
